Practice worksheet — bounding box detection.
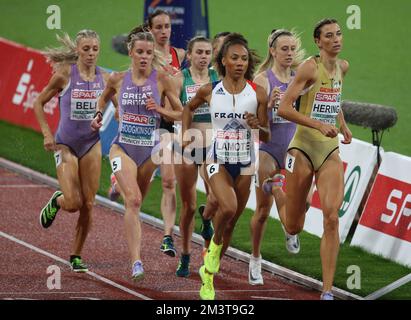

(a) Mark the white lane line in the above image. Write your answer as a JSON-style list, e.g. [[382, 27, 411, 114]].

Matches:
[[0, 185, 48, 188], [0, 231, 151, 300], [365, 273, 411, 300], [251, 296, 293, 300], [164, 289, 285, 293]]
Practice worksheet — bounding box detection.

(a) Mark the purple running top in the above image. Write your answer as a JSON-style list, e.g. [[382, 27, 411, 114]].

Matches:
[[259, 69, 296, 169], [112, 69, 162, 167], [55, 63, 104, 158]]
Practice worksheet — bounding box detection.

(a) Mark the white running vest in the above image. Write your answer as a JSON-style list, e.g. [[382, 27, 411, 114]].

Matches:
[[209, 80, 258, 163]]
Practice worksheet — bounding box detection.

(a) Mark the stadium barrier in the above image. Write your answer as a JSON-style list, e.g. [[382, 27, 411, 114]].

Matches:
[[351, 151, 411, 268], [0, 37, 59, 133]]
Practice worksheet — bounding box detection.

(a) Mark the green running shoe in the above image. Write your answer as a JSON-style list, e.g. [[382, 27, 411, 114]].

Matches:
[[70, 256, 88, 273], [176, 254, 190, 277], [204, 237, 223, 274], [199, 265, 215, 300], [39, 191, 62, 228], [199, 205, 214, 241], [160, 235, 177, 257]]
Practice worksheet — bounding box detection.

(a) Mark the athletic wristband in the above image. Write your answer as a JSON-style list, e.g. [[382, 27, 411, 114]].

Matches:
[[94, 111, 103, 118]]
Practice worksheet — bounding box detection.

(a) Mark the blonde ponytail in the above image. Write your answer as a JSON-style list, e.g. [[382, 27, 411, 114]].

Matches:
[[43, 29, 100, 65]]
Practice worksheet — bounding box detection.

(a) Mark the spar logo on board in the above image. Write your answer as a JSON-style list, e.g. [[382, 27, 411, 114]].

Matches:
[[359, 174, 411, 242], [311, 163, 361, 218]]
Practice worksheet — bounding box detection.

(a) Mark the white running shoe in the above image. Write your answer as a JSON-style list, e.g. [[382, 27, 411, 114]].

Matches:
[[282, 225, 300, 254], [248, 255, 264, 285], [320, 291, 334, 300]]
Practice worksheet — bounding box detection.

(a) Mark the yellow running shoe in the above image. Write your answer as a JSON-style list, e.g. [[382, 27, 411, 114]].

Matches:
[[204, 237, 223, 274], [199, 265, 215, 300]]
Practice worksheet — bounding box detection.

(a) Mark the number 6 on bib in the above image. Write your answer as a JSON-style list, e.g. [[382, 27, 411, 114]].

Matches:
[[206, 164, 219, 179]]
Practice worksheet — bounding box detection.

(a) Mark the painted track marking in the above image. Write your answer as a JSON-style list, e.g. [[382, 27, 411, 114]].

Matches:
[[0, 230, 152, 300]]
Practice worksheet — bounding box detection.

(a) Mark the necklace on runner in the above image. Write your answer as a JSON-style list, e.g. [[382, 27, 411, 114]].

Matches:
[[232, 94, 236, 111]]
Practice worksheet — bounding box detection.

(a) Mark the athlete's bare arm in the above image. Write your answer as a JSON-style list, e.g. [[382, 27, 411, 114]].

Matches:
[[338, 59, 352, 144], [102, 70, 120, 111], [34, 64, 70, 151], [254, 72, 279, 108], [253, 72, 268, 90], [91, 71, 123, 130], [245, 84, 270, 143], [149, 72, 183, 121], [176, 47, 186, 66], [340, 59, 349, 77], [277, 59, 339, 138]]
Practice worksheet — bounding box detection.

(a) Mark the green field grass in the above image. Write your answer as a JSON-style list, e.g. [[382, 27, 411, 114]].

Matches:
[[1, 120, 410, 299], [1, 0, 410, 299]]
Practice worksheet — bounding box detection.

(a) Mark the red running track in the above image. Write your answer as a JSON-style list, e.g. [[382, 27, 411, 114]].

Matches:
[[0, 167, 320, 300]]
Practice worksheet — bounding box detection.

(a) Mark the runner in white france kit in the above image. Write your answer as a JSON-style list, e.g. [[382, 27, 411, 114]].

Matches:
[[209, 80, 258, 179]]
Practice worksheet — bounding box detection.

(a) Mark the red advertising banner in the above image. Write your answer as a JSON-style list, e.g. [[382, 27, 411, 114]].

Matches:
[[0, 38, 59, 133], [358, 174, 411, 243], [351, 152, 411, 267]]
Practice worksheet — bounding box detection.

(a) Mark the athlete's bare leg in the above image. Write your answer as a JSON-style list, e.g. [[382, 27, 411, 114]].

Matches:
[[55, 145, 83, 212], [315, 151, 344, 293], [109, 145, 142, 264], [202, 165, 238, 246], [250, 151, 276, 258], [222, 173, 252, 256], [72, 142, 101, 256], [160, 133, 177, 237], [274, 149, 313, 234], [199, 164, 219, 221], [175, 162, 198, 255]]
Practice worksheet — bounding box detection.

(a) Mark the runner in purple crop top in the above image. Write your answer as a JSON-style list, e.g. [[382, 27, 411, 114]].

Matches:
[[34, 30, 115, 272], [249, 29, 306, 285], [91, 31, 183, 281]]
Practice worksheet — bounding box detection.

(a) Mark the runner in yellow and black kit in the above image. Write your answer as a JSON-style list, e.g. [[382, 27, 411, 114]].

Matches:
[[276, 18, 352, 300]]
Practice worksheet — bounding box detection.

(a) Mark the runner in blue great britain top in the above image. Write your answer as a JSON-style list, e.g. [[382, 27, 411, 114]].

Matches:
[[91, 31, 183, 281], [182, 33, 270, 300]]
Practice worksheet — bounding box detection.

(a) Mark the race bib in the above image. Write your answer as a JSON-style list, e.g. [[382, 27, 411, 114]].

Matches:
[[215, 129, 251, 163], [254, 172, 259, 187], [206, 163, 219, 179], [271, 92, 290, 124], [111, 157, 122, 173], [185, 84, 209, 116], [70, 89, 102, 120], [310, 87, 341, 125], [54, 150, 62, 167], [285, 153, 295, 173], [119, 112, 156, 147]]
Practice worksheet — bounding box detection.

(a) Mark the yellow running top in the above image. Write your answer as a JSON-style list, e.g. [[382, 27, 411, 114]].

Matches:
[[295, 56, 343, 142]]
